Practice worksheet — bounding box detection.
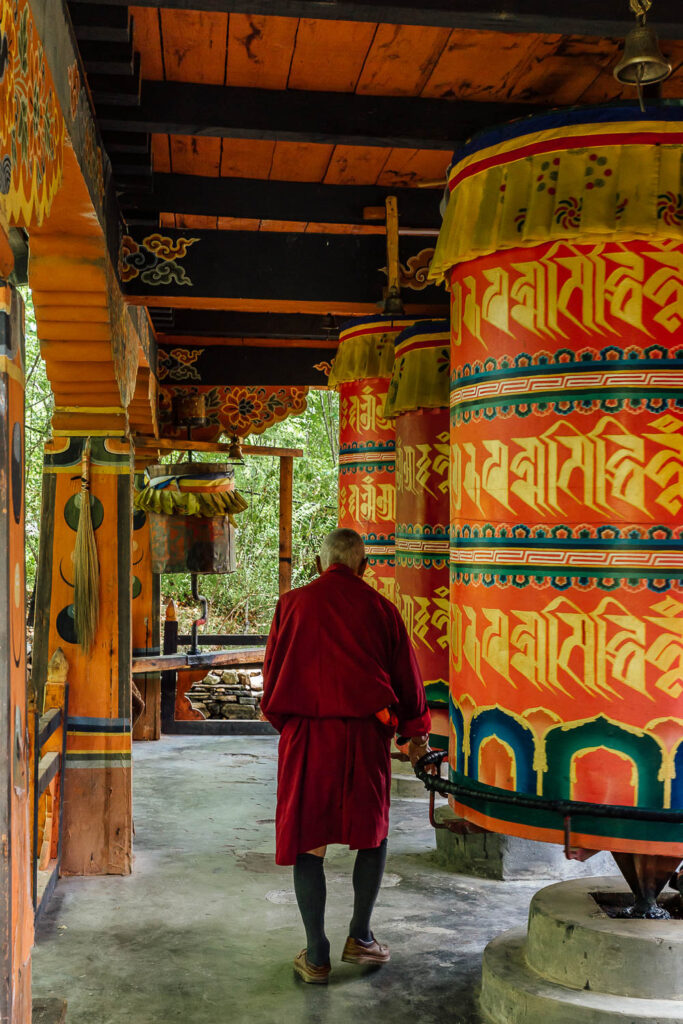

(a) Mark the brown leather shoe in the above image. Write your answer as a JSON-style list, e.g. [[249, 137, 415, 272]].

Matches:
[[293, 949, 331, 984], [341, 935, 390, 965]]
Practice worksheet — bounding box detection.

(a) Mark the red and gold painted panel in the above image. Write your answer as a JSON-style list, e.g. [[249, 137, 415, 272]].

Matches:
[[0, 0, 65, 227], [339, 376, 396, 602], [395, 408, 450, 711], [31, 437, 133, 875], [447, 237, 683, 856], [334, 316, 414, 604], [0, 282, 32, 1022], [158, 384, 308, 440], [387, 320, 451, 737]]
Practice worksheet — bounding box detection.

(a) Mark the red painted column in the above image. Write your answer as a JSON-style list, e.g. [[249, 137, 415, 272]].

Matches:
[[331, 316, 415, 603], [386, 320, 451, 746]]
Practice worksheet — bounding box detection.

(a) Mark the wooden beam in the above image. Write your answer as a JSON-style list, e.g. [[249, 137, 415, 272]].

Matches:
[[119, 228, 446, 309], [133, 648, 266, 674], [151, 310, 337, 340], [157, 341, 335, 386], [132, 436, 304, 458], [119, 175, 442, 228], [98, 81, 536, 150], [279, 456, 294, 596], [72, 1, 683, 37]]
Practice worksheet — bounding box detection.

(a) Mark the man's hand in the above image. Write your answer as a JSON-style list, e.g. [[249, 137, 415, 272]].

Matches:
[[408, 733, 431, 768]]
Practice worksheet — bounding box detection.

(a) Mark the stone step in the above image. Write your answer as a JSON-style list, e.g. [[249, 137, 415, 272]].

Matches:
[[527, 876, 683, 1001], [390, 771, 429, 800], [481, 929, 683, 1024]]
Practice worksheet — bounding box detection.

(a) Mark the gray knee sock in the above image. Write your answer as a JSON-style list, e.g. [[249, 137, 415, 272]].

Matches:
[[349, 838, 388, 942], [293, 853, 330, 966]]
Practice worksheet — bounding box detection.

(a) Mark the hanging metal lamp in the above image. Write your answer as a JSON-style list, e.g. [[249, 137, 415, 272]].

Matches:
[[613, 0, 672, 111]]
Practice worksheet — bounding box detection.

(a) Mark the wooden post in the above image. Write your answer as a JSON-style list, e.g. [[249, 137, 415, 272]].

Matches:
[[279, 456, 294, 595], [0, 280, 32, 1024], [31, 437, 133, 876], [160, 599, 178, 732], [132, 472, 161, 741]]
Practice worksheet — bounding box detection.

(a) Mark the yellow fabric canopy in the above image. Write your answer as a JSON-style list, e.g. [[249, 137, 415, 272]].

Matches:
[[430, 115, 683, 283], [384, 321, 450, 418], [328, 315, 416, 387]]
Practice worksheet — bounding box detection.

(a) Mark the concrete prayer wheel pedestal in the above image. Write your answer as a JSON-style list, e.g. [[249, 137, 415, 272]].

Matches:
[[481, 876, 683, 1023], [433, 806, 613, 881]]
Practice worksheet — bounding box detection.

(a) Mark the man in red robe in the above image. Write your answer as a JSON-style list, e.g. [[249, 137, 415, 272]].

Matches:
[[261, 527, 431, 984]]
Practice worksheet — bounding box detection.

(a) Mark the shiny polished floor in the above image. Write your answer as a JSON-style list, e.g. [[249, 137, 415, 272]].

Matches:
[[33, 736, 542, 1024]]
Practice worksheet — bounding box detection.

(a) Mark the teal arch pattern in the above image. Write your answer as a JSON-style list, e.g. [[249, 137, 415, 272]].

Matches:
[[544, 716, 665, 807], [449, 697, 465, 774], [468, 708, 536, 794]]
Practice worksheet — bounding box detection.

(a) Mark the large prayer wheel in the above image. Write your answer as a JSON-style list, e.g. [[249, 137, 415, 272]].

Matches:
[[330, 315, 415, 603], [429, 105, 683, 857], [385, 321, 451, 745]]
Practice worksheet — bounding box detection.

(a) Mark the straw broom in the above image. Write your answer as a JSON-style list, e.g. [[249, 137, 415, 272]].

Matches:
[[74, 437, 99, 652]]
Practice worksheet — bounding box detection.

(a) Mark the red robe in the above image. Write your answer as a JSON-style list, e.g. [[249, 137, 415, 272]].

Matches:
[[261, 563, 431, 865]]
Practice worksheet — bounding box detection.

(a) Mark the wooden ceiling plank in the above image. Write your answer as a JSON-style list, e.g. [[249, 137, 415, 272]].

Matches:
[[356, 23, 451, 95], [216, 216, 262, 230], [130, 6, 164, 79], [220, 138, 276, 178], [159, 9, 229, 83], [422, 27, 543, 100], [226, 14, 298, 88], [287, 18, 378, 92], [76, 1, 683, 39], [269, 142, 336, 183], [501, 34, 622, 106], [151, 133, 172, 172], [170, 135, 222, 176], [376, 148, 449, 187], [324, 145, 392, 185], [174, 214, 220, 229]]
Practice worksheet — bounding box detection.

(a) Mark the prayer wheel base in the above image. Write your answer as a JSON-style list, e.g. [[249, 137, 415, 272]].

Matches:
[[481, 876, 683, 1024], [433, 806, 613, 881]]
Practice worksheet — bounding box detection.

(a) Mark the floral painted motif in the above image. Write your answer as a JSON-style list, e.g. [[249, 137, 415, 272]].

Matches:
[[119, 232, 199, 287], [0, 0, 65, 225], [159, 385, 308, 439], [657, 192, 683, 227]]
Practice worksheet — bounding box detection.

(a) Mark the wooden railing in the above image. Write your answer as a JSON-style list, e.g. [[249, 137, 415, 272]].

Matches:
[[30, 649, 69, 920]]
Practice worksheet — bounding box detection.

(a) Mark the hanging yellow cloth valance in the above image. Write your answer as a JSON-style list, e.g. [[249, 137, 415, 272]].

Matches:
[[135, 473, 248, 522], [328, 315, 416, 387], [430, 112, 683, 283], [384, 321, 450, 418]]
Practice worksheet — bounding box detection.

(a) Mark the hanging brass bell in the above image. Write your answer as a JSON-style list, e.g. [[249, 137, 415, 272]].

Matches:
[[613, 23, 672, 85]]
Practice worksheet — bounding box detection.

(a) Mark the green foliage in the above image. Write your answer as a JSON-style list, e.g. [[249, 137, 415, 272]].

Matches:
[[162, 391, 339, 634], [22, 289, 54, 592]]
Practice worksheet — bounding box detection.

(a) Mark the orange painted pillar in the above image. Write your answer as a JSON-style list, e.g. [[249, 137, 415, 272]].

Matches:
[[132, 473, 161, 741], [330, 315, 415, 603], [385, 320, 451, 747], [429, 106, 683, 856], [0, 281, 32, 1023], [32, 437, 133, 874]]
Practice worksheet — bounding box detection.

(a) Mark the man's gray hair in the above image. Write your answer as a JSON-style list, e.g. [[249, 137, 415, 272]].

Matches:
[[320, 528, 365, 571]]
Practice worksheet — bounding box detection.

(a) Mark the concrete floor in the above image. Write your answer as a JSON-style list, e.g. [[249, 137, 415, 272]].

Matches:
[[33, 736, 545, 1024]]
